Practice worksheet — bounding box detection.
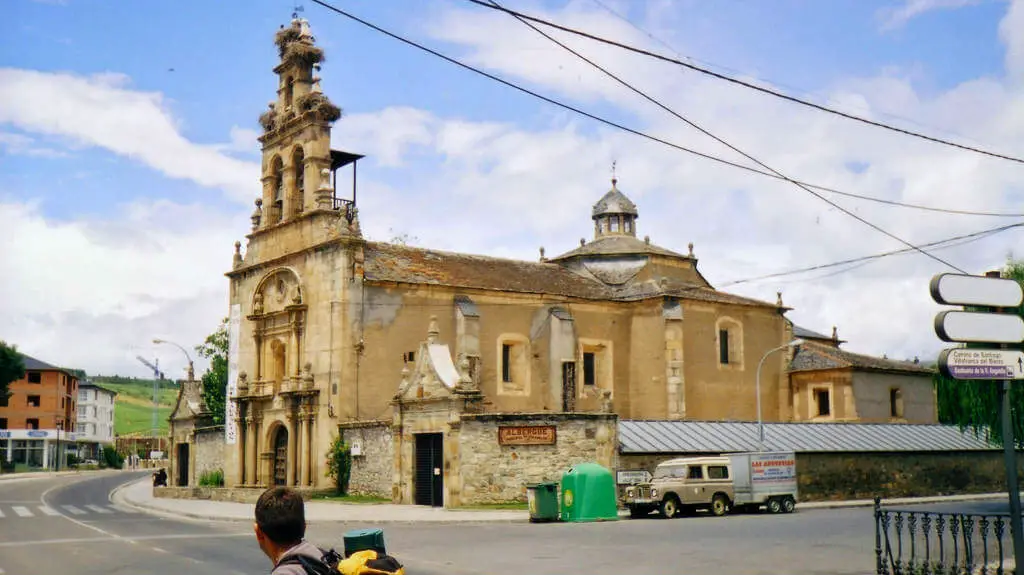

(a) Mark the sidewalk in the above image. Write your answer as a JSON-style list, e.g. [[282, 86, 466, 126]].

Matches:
[[112, 478, 530, 524]]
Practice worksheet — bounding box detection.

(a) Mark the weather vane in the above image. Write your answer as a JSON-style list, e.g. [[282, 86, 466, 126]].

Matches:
[[292, 3, 304, 19], [611, 160, 617, 186]]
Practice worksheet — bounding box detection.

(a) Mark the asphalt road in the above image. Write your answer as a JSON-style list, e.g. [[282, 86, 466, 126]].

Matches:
[[0, 471, 923, 575]]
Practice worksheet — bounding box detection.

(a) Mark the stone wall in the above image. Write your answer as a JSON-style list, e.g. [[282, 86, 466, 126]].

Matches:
[[194, 426, 225, 481], [457, 413, 617, 505], [617, 450, 1024, 502], [155, 485, 324, 503], [339, 420, 392, 497]]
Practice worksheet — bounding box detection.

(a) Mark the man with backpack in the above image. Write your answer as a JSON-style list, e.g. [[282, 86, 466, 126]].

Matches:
[[254, 486, 335, 575]]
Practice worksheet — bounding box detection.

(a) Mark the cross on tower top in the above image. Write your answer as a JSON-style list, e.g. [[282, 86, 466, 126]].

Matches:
[[292, 4, 304, 19], [611, 160, 617, 187]]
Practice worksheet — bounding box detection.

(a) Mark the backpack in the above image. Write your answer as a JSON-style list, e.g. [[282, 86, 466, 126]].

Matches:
[[277, 547, 343, 575], [336, 550, 405, 575]]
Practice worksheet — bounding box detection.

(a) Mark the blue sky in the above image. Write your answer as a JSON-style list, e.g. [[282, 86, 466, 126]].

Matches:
[[2, 0, 1024, 376]]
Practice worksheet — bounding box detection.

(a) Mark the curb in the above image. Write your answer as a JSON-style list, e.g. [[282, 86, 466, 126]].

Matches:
[[799, 492, 1017, 511], [110, 478, 530, 525]]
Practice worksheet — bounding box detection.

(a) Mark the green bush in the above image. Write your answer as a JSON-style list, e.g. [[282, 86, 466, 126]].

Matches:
[[66, 454, 79, 467], [101, 445, 124, 469], [325, 434, 352, 496], [198, 468, 224, 487]]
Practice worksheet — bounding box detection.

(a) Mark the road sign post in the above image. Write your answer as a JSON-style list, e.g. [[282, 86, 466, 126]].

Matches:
[[932, 271, 1024, 567]]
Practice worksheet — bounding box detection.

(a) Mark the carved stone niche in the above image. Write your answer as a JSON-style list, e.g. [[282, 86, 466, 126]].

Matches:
[[253, 268, 303, 317]]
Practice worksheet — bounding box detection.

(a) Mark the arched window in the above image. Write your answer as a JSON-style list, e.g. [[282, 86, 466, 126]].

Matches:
[[284, 76, 294, 109], [270, 156, 284, 224], [292, 147, 305, 214]]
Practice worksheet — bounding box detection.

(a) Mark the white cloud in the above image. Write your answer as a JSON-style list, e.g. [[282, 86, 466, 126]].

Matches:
[[877, 0, 985, 31], [1001, 0, 1024, 79], [0, 68, 260, 202], [0, 131, 67, 157], [0, 199, 249, 378]]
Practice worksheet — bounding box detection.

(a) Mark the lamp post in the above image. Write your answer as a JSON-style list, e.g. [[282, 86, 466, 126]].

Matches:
[[756, 338, 805, 451], [153, 339, 195, 381]]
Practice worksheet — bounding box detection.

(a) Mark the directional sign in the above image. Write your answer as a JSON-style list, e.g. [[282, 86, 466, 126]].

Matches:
[[931, 273, 1024, 308], [935, 311, 1024, 344], [939, 348, 1024, 380]]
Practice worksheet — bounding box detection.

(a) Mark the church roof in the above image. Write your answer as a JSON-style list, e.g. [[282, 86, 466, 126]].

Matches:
[[591, 181, 638, 218], [789, 341, 933, 375], [549, 234, 688, 261], [362, 241, 780, 308]]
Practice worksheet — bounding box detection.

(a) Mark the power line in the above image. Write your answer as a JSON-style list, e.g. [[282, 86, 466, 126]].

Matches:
[[466, 0, 1024, 166], [307, 2, 1024, 222], [588, 0, 989, 152], [307, 2, 1023, 222], [483, 0, 967, 273], [718, 220, 1024, 288]]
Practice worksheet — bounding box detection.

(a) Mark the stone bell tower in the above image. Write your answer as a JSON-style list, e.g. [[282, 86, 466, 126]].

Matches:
[[252, 16, 342, 228]]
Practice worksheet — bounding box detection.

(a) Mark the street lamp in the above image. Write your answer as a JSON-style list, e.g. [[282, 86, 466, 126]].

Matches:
[[756, 338, 805, 451], [153, 339, 195, 381]]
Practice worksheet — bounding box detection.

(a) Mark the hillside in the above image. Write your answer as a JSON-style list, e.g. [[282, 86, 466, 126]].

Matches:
[[92, 376, 179, 437]]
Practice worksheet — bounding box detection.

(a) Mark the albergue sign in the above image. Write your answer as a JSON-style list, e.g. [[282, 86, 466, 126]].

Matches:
[[498, 425, 557, 445]]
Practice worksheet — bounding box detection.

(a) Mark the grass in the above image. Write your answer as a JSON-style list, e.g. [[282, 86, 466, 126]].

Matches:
[[311, 493, 392, 504], [98, 378, 179, 437], [455, 502, 529, 511], [115, 401, 173, 436]]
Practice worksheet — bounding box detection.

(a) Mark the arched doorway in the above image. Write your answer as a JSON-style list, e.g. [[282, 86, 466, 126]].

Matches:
[[272, 426, 288, 486]]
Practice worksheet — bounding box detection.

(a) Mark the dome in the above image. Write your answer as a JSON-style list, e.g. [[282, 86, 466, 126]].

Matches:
[[591, 180, 638, 219]]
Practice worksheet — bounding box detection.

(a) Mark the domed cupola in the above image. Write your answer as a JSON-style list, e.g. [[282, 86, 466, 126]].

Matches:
[[592, 176, 638, 239]]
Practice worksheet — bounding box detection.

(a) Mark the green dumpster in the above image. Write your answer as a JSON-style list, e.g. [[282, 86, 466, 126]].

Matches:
[[343, 528, 387, 556], [526, 482, 559, 523], [560, 462, 619, 523]]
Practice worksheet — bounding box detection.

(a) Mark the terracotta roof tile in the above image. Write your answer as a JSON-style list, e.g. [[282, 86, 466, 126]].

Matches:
[[789, 341, 934, 375]]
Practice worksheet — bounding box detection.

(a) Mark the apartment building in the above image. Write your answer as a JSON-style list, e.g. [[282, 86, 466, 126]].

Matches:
[[0, 353, 78, 469], [75, 380, 116, 460]]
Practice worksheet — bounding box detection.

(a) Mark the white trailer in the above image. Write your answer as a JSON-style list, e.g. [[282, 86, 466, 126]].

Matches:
[[727, 451, 798, 513]]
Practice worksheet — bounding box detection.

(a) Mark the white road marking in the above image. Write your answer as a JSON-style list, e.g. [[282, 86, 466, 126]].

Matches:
[[84, 504, 112, 514], [0, 532, 251, 548], [12, 506, 32, 517], [62, 505, 86, 515], [38, 506, 59, 516], [151, 547, 168, 553]]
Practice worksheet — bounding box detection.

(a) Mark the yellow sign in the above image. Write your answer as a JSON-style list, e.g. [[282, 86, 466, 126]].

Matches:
[[564, 489, 574, 508]]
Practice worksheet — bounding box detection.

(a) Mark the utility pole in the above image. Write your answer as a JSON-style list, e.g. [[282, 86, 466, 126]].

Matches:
[[135, 355, 165, 450]]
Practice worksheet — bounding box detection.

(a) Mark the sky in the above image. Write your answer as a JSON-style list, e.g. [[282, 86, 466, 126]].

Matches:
[[2, 0, 1024, 379]]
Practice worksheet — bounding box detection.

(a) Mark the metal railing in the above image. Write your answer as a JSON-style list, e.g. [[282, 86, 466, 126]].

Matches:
[[875, 497, 1017, 574]]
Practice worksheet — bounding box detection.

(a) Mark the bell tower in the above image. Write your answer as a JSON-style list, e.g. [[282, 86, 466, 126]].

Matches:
[[253, 15, 342, 228]]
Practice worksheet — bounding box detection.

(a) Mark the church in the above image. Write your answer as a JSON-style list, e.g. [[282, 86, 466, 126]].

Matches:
[[220, 17, 935, 503]]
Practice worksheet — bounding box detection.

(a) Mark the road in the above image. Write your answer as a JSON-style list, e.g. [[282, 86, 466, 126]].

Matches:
[[0, 471, 925, 575]]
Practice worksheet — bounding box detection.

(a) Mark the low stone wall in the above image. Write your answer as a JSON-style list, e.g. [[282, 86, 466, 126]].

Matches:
[[339, 420, 392, 498], [616, 450, 1024, 502], [457, 413, 617, 505], [154, 485, 324, 503], [194, 426, 225, 481]]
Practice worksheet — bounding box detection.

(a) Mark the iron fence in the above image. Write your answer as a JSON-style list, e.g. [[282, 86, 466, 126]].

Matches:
[[875, 497, 1017, 574]]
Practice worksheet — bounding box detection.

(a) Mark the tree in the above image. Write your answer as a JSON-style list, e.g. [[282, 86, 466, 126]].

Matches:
[[0, 341, 26, 404], [196, 318, 229, 425], [935, 258, 1024, 447]]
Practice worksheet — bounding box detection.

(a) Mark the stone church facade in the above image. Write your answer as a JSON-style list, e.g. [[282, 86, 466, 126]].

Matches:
[[223, 17, 809, 495]]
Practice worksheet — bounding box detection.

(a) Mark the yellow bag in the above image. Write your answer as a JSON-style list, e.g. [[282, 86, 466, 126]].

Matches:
[[337, 549, 405, 575]]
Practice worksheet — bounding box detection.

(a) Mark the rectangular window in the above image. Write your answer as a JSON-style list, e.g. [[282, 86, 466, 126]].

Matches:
[[27, 372, 41, 384], [403, 351, 415, 363], [62, 397, 65, 409], [26, 418, 39, 430], [890, 388, 904, 418], [816, 389, 831, 417], [708, 465, 729, 480], [501, 344, 512, 383], [0, 418, 6, 429], [0, 393, 8, 407], [624, 219, 632, 233], [583, 352, 596, 386], [79, 390, 88, 402], [78, 406, 87, 417], [76, 423, 86, 434], [610, 218, 619, 232], [688, 465, 704, 480], [27, 395, 41, 408], [719, 329, 730, 364]]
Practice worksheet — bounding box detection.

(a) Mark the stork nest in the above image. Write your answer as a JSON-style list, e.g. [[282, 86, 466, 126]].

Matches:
[[274, 26, 302, 57], [295, 92, 341, 123], [283, 42, 324, 66], [259, 107, 278, 132]]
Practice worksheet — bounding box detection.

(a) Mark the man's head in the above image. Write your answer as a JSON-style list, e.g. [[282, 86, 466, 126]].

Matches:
[[254, 486, 306, 562]]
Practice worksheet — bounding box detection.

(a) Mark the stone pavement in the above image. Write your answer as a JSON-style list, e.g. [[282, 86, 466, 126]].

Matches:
[[112, 478, 530, 524]]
